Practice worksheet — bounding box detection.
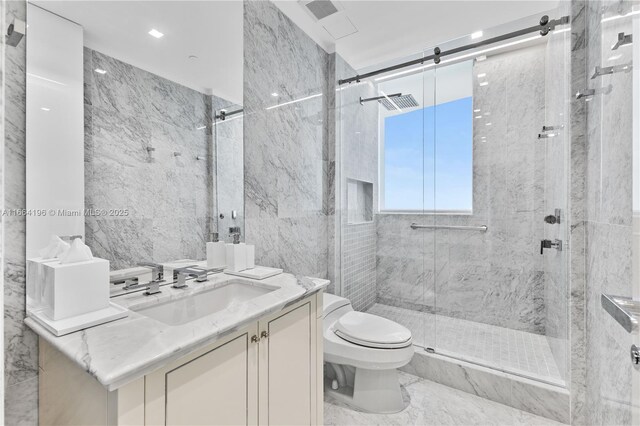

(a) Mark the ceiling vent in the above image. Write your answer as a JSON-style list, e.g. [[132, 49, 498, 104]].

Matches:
[[303, 0, 339, 21], [299, 0, 357, 40]]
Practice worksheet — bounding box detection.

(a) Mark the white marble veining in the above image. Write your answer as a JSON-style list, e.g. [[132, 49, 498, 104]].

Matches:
[[580, 1, 637, 425], [25, 273, 328, 390], [567, 1, 589, 423], [4, 0, 41, 424], [324, 371, 567, 426], [243, 0, 330, 280], [84, 48, 215, 270]]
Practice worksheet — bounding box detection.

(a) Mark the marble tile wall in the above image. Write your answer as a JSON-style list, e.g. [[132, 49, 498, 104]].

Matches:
[[243, 0, 329, 279], [335, 55, 378, 310], [568, 0, 588, 423], [84, 48, 214, 270], [376, 46, 548, 334], [580, 0, 637, 424], [0, 0, 4, 417], [3, 1, 38, 424]]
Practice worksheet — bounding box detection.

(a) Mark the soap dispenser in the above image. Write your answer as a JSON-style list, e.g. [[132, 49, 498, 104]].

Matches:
[[226, 232, 246, 272], [206, 232, 227, 269]]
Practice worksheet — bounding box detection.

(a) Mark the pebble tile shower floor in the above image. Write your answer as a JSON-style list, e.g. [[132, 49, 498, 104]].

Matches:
[[366, 303, 564, 386]]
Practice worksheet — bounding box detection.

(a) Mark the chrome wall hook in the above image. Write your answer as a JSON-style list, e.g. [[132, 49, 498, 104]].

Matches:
[[576, 89, 596, 100], [575, 84, 613, 100], [591, 63, 632, 79], [612, 32, 632, 50]]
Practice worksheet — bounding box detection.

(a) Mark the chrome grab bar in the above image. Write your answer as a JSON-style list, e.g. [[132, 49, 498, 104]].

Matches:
[[410, 223, 488, 232]]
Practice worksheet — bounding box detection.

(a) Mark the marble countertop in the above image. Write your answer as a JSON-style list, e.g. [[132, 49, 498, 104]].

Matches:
[[25, 272, 329, 391]]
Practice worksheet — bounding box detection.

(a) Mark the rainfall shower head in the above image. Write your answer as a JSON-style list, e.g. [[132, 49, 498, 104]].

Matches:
[[379, 94, 419, 111], [359, 93, 420, 111]]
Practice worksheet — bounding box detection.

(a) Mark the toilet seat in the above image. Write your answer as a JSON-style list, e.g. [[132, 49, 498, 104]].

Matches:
[[333, 311, 412, 349]]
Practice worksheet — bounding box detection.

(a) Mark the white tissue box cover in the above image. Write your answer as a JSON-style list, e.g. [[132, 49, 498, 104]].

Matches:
[[42, 257, 110, 321], [26, 257, 59, 314]]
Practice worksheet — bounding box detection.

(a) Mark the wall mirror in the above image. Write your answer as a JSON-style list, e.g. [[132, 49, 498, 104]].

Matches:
[[25, 1, 244, 276]]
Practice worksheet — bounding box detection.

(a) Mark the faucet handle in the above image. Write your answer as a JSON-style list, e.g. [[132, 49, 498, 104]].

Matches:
[[137, 262, 163, 281]]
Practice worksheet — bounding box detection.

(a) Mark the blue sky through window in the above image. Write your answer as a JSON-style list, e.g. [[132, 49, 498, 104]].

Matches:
[[383, 96, 473, 211]]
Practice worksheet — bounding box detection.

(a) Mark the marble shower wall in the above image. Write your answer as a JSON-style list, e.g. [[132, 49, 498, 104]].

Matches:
[[243, 0, 330, 279], [567, 1, 589, 422], [84, 48, 215, 270], [335, 56, 378, 311], [376, 46, 547, 334], [581, 0, 637, 424], [4, 1, 39, 424]]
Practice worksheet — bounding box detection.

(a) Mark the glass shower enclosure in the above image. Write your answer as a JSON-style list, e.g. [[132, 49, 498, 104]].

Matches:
[[336, 7, 571, 387]]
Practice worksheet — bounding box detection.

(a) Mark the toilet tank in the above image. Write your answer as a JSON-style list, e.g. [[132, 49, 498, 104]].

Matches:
[[323, 293, 353, 321]]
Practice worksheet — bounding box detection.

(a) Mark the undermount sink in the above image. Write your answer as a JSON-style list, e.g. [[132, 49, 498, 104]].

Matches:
[[134, 280, 278, 326]]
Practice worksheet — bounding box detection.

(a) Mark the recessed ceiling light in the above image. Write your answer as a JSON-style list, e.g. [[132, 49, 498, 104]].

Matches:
[[477, 73, 486, 78], [94, 68, 107, 74], [148, 29, 164, 39], [479, 81, 489, 86], [271, 92, 279, 97], [41, 107, 50, 111], [471, 31, 483, 39]]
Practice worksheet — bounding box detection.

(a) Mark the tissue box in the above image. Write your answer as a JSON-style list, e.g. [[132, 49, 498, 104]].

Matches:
[[26, 257, 59, 314], [41, 257, 110, 321]]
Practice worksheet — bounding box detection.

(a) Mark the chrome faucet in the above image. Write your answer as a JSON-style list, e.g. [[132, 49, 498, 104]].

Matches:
[[174, 266, 209, 289], [123, 262, 164, 295]]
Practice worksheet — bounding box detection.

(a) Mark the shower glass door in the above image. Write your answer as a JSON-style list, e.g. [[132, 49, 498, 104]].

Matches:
[[429, 10, 570, 386], [363, 52, 436, 350]]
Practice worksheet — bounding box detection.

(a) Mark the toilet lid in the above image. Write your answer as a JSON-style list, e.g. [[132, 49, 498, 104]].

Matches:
[[333, 311, 412, 349]]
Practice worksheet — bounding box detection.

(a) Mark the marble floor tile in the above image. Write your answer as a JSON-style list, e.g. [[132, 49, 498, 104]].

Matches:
[[324, 372, 566, 426], [367, 303, 564, 386]]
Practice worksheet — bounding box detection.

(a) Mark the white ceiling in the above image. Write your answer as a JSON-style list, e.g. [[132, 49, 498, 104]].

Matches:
[[33, 1, 243, 104], [273, 0, 562, 71]]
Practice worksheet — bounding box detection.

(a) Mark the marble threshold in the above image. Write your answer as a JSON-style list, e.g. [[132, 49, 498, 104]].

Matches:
[[324, 371, 567, 425]]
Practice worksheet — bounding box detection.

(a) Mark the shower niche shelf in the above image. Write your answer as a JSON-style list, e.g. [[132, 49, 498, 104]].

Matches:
[[347, 178, 373, 224]]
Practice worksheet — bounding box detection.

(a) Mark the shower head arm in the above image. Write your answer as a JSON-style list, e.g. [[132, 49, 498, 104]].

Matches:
[[359, 93, 402, 105]]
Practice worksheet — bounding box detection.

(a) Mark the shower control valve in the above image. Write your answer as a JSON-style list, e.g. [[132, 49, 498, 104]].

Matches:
[[544, 209, 562, 225], [540, 239, 562, 254]]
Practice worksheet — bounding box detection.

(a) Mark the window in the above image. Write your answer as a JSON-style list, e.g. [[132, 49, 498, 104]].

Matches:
[[380, 61, 473, 213]]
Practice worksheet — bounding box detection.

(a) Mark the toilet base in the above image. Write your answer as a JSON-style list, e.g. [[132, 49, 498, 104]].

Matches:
[[324, 365, 408, 413]]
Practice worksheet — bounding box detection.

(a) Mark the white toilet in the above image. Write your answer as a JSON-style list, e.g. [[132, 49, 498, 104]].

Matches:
[[323, 293, 414, 413]]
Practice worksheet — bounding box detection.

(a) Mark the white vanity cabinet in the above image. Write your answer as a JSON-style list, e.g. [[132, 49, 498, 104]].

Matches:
[[38, 292, 323, 426]]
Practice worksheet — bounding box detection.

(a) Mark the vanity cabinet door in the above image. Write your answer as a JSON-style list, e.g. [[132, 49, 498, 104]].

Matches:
[[258, 295, 320, 425], [145, 324, 258, 425]]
